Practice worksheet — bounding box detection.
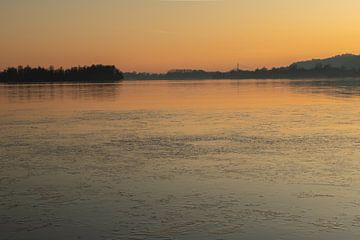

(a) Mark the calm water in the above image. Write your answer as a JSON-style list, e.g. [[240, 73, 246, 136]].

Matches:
[[1, 79, 360, 240]]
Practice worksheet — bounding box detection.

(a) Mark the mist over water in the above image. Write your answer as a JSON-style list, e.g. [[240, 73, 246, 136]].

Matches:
[[1, 80, 360, 240]]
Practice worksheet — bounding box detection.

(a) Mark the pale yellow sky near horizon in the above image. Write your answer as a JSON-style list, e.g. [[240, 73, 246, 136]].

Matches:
[[1, 0, 360, 72]]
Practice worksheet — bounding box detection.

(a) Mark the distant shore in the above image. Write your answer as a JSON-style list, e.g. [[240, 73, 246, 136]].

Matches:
[[124, 67, 360, 81], [2, 63, 360, 83]]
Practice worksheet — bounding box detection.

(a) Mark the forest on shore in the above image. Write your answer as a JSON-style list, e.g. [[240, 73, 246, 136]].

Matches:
[[0, 65, 123, 83], [2, 54, 360, 83], [124, 64, 360, 80], [125, 54, 360, 80]]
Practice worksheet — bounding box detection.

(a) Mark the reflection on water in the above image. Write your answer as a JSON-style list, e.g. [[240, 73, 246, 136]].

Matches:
[[0, 83, 119, 103], [0, 79, 360, 240], [1, 79, 360, 106], [289, 79, 360, 98]]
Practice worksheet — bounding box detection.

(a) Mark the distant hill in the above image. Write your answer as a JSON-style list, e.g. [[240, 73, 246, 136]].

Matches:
[[292, 54, 360, 70]]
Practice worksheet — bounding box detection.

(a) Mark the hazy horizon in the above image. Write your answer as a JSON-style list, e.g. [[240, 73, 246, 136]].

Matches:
[[1, 0, 360, 72], [1, 53, 360, 74]]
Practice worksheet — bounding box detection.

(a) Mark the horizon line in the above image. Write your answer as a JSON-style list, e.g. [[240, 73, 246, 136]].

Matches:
[[1, 53, 359, 74]]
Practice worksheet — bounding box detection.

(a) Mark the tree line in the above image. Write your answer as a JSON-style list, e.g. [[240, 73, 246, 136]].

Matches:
[[0, 65, 123, 83], [124, 64, 360, 80], [2, 63, 360, 82]]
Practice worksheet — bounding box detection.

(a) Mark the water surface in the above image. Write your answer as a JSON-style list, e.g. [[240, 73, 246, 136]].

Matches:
[[1, 79, 360, 240]]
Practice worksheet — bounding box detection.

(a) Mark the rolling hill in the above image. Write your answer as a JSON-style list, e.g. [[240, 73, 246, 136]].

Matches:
[[292, 54, 360, 70]]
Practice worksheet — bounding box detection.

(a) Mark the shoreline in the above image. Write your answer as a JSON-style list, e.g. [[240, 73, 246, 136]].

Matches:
[[1, 77, 360, 85]]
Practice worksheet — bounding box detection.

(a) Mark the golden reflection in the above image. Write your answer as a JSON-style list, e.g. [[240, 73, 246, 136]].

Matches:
[[1, 80, 360, 113]]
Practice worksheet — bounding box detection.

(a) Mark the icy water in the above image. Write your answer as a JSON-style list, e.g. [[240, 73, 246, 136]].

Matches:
[[1, 79, 360, 240]]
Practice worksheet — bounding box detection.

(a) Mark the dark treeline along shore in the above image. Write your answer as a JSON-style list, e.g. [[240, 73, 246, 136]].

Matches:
[[124, 65, 360, 80], [125, 54, 360, 80], [0, 65, 123, 83], [2, 54, 360, 83]]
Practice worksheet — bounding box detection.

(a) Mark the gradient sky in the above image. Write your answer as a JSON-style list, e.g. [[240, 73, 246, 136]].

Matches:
[[1, 0, 360, 72]]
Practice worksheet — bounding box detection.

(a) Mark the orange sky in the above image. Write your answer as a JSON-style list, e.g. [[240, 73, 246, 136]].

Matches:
[[1, 0, 360, 72]]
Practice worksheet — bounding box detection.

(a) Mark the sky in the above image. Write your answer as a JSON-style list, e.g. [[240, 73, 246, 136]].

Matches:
[[1, 0, 360, 72]]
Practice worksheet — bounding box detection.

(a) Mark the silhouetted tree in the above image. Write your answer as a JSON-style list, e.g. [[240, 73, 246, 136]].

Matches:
[[0, 65, 123, 83]]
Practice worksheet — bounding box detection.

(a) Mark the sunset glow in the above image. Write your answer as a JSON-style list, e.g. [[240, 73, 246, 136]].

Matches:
[[1, 0, 360, 72]]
